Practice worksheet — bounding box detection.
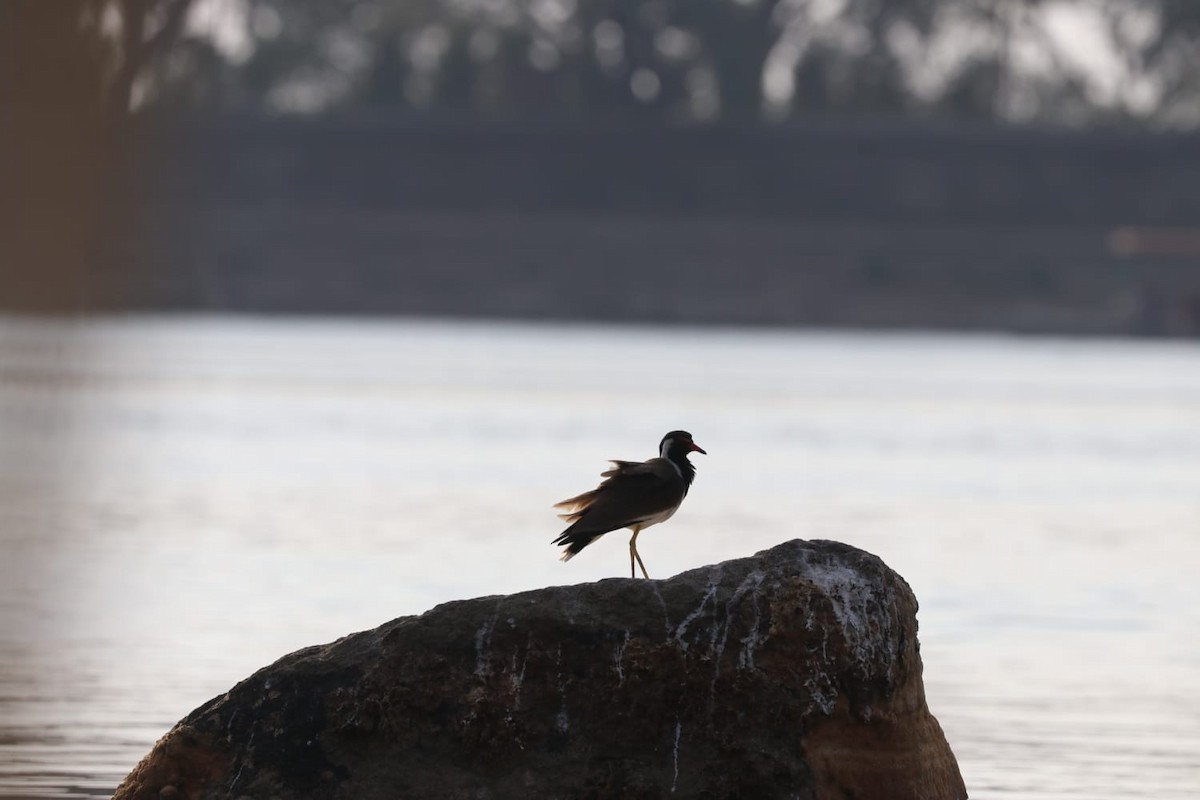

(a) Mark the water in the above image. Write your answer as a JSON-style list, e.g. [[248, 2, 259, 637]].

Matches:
[[0, 316, 1197, 798]]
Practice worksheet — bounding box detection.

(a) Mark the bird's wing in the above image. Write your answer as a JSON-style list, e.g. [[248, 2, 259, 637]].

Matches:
[[600, 459, 644, 478], [553, 460, 652, 515], [554, 458, 684, 532]]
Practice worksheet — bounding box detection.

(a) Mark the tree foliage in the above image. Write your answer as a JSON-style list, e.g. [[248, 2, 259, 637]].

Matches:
[[30, 0, 1200, 127]]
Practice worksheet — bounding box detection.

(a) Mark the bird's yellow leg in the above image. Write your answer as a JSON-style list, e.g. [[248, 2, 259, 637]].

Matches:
[[628, 527, 638, 578], [630, 527, 650, 580], [634, 548, 650, 580]]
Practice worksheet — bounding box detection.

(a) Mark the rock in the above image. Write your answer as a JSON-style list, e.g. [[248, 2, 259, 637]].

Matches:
[[114, 539, 967, 800]]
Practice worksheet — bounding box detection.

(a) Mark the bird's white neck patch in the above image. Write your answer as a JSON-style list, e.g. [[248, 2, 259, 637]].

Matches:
[[660, 438, 684, 478]]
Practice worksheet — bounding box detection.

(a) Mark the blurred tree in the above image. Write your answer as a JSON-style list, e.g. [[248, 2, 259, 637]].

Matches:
[[1124, 0, 1200, 126], [103, 0, 198, 113], [20, 0, 1195, 128], [0, 0, 201, 311]]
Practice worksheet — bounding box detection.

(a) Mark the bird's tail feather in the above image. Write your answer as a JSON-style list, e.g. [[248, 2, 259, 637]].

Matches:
[[552, 529, 605, 560], [553, 488, 602, 523]]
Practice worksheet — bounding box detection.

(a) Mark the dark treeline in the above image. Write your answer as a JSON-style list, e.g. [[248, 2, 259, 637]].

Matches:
[[102, 115, 1199, 336], [144, 114, 1200, 226]]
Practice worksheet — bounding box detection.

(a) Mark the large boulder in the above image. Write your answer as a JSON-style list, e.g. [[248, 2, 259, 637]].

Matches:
[[114, 539, 967, 800]]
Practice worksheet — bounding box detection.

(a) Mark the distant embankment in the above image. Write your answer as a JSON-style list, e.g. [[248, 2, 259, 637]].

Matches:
[[108, 118, 1200, 335]]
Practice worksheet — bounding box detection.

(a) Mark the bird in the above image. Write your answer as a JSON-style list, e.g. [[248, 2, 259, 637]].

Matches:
[[552, 430, 706, 579]]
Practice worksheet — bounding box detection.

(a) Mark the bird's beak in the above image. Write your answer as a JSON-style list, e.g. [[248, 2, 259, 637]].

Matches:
[[689, 442, 707, 455]]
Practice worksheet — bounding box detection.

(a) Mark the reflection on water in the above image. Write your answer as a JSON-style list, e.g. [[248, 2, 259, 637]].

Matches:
[[0, 316, 1198, 798]]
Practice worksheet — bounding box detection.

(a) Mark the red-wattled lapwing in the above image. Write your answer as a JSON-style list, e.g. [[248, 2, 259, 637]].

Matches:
[[552, 430, 706, 579]]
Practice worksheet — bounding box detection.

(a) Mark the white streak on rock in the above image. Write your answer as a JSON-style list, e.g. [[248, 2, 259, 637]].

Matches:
[[509, 641, 528, 709], [805, 561, 896, 679], [710, 570, 765, 672], [733, 571, 766, 670], [473, 609, 499, 678], [673, 582, 718, 651], [648, 581, 673, 636], [806, 674, 838, 715], [554, 644, 569, 733], [671, 719, 682, 793], [614, 631, 629, 685]]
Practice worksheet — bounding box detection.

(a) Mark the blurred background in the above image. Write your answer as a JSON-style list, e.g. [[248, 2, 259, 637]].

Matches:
[[6, 0, 1200, 329], [1, 1, 1198, 798]]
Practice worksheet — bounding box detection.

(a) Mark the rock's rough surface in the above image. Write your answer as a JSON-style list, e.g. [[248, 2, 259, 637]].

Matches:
[[114, 540, 967, 800]]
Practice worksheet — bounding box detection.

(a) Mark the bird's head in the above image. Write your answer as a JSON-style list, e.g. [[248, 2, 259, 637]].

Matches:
[[659, 430, 706, 459]]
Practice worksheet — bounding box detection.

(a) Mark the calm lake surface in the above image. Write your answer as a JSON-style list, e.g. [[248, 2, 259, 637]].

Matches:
[[0, 316, 1197, 799]]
